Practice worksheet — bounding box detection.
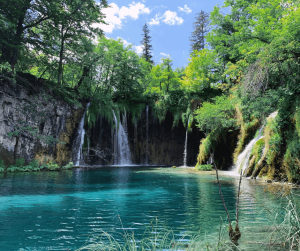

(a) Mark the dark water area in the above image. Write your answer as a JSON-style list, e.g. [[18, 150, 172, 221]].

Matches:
[[0, 166, 284, 250]]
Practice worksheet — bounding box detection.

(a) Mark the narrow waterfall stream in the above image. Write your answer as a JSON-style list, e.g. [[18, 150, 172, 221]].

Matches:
[[74, 102, 90, 166], [112, 110, 132, 165], [234, 126, 264, 174], [183, 119, 189, 166], [145, 105, 149, 165]]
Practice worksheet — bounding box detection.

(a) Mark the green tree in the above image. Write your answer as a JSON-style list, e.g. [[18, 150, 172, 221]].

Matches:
[[182, 49, 219, 92], [190, 10, 210, 52], [195, 95, 237, 134], [147, 57, 180, 93], [141, 23, 154, 65], [0, 0, 108, 74]]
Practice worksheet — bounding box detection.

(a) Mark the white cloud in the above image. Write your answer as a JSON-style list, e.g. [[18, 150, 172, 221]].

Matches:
[[119, 2, 150, 20], [178, 5, 192, 14], [160, 52, 170, 57], [134, 45, 144, 55], [148, 11, 184, 26], [149, 14, 160, 25], [162, 11, 184, 25], [95, 2, 150, 34]]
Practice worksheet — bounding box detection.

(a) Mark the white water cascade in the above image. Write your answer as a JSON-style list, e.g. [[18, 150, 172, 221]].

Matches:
[[112, 110, 132, 165], [183, 119, 189, 166], [234, 126, 264, 174], [145, 105, 149, 165], [74, 102, 90, 166]]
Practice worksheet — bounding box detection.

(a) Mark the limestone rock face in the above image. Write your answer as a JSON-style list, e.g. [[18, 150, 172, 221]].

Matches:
[[0, 82, 83, 166]]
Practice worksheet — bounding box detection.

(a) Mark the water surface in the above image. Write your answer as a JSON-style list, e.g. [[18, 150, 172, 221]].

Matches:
[[0, 166, 284, 250]]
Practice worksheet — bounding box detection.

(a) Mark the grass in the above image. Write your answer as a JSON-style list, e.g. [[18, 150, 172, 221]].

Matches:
[[262, 182, 300, 250], [195, 164, 213, 171], [76, 219, 237, 251]]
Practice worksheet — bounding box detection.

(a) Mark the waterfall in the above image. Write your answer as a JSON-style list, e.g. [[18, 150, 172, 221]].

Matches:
[[74, 102, 90, 166], [146, 105, 149, 165], [122, 110, 128, 134], [234, 126, 264, 174], [112, 110, 132, 165], [134, 117, 137, 164], [183, 118, 189, 166]]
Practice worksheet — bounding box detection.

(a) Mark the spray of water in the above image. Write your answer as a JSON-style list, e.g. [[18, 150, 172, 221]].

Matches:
[[112, 110, 132, 165], [183, 118, 189, 167], [74, 102, 90, 166], [234, 126, 264, 174]]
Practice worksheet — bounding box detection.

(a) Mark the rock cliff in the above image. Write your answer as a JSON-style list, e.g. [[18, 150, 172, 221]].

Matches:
[[0, 77, 83, 166]]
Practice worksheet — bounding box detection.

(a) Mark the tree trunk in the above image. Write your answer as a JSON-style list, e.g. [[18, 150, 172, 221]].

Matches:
[[57, 25, 65, 85], [10, 0, 31, 70], [74, 66, 90, 90]]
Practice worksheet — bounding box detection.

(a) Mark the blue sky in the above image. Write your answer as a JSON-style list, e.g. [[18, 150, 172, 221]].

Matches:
[[96, 0, 224, 68]]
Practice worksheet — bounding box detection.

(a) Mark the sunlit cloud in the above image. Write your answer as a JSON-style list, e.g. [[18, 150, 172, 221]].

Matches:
[[178, 5, 192, 14], [148, 10, 184, 26], [95, 2, 150, 34]]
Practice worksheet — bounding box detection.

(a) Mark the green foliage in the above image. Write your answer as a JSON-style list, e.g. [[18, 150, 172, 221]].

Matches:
[[240, 89, 281, 123], [190, 10, 210, 52], [197, 132, 215, 165], [15, 158, 25, 167], [265, 118, 281, 166], [284, 130, 300, 181], [195, 164, 213, 171], [251, 138, 264, 163], [62, 162, 74, 170], [182, 49, 220, 92], [195, 95, 237, 134], [29, 159, 39, 168], [0, 160, 5, 172], [45, 161, 60, 171], [4, 159, 73, 172]]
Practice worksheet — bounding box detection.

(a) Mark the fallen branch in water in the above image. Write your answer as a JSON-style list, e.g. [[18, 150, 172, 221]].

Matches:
[[211, 151, 242, 244]]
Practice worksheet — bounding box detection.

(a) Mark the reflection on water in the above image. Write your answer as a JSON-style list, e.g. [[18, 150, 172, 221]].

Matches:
[[0, 167, 286, 250]]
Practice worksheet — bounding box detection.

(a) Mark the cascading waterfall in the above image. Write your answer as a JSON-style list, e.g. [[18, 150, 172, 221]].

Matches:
[[74, 102, 90, 166], [234, 125, 264, 174], [112, 110, 132, 165], [134, 117, 137, 164], [146, 105, 149, 165], [183, 118, 189, 166]]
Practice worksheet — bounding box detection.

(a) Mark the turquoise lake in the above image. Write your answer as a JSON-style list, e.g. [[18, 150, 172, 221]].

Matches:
[[0, 166, 285, 250]]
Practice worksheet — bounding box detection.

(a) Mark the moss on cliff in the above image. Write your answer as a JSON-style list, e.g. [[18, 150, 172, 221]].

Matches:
[[55, 108, 83, 166], [233, 107, 260, 162]]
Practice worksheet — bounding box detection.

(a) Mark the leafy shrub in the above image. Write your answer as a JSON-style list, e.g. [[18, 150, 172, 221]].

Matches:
[[15, 158, 25, 167], [7, 166, 21, 172], [62, 162, 74, 170], [195, 95, 237, 133], [0, 163, 4, 172], [46, 161, 60, 171], [0, 160, 5, 172], [29, 159, 39, 168], [195, 164, 213, 171]]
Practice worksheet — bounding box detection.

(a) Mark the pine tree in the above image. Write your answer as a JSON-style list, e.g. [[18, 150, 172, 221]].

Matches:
[[141, 23, 154, 65], [190, 10, 210, 52]]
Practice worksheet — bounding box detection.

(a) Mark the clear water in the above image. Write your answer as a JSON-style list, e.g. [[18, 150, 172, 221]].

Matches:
[[0, 167, 285, 250]]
